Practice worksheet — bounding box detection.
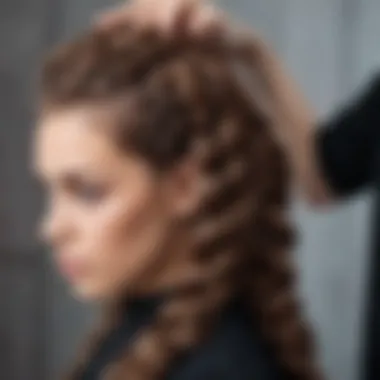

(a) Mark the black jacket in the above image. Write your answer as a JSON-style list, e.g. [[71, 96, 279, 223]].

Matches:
[[81, 297, 284, 380]]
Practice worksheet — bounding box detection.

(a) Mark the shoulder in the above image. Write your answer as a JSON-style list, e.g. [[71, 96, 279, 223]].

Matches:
[[353, 71, 380, 113], [367, 71, 380, 95], [341, 72, 380, 119], [166, 300, 283, 380]]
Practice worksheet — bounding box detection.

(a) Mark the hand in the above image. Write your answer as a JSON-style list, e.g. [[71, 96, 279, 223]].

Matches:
[[95, 0, 226, 38]]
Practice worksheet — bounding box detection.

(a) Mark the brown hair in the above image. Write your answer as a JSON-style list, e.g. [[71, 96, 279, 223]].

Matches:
[[41, 12, 322, 380]]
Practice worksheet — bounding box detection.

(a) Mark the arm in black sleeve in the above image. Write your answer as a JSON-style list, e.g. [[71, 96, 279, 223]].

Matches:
[[316, 74, 380, 196]]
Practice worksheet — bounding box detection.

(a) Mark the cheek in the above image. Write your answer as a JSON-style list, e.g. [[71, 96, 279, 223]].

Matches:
[[79, 186, 172, 297]]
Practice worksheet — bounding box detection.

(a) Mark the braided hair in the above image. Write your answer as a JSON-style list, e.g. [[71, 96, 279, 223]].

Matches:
[[41, 11, 322, 380]]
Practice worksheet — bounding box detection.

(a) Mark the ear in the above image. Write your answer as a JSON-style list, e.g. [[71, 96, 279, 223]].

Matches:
[[165, 158, 205, 219]]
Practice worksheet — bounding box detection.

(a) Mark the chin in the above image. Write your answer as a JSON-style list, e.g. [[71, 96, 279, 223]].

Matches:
[[69, 282, 112, 303]]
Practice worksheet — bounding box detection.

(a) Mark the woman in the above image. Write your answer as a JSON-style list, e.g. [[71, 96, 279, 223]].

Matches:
[[34, 0, 322, 379]]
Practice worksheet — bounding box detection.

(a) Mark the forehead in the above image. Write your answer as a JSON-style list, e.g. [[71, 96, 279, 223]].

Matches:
[[33, 106, 130, 178]]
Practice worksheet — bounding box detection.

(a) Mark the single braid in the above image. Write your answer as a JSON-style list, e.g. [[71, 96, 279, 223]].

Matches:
[[101, 55, 256, 380], [232, 39, 323, 379]]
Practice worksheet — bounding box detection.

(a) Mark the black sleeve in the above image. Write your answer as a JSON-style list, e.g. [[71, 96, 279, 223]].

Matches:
[[316, 74, 380, 196]]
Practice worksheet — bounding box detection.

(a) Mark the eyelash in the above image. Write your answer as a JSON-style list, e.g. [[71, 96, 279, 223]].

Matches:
[[72, 183, 107, 203]]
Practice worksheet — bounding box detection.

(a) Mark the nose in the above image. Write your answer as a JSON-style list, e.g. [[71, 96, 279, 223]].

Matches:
[[38, 204, 71, 247]]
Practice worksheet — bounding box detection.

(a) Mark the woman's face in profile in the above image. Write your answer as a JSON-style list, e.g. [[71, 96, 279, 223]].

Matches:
[[33, 105, 192, 301]]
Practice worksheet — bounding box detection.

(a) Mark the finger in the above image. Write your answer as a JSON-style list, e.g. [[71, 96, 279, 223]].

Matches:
[[94, 4, 135, 30], [126, 0, 197, 31], [159, 0, 200, 35], [188, 4, 226, 37]]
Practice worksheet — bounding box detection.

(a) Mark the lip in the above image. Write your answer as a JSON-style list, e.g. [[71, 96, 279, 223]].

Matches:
[[57, 255, 87, 280]]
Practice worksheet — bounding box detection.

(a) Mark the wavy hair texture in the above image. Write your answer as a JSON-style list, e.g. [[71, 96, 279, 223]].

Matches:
[[41, 6, 322, 380]]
